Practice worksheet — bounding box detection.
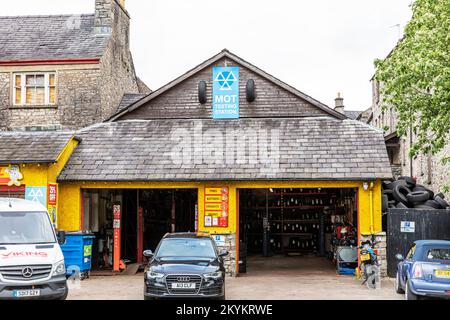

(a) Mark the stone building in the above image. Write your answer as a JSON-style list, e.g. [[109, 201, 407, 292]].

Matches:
[[0, 0, 149, 131], [368, 76, 449, 197]]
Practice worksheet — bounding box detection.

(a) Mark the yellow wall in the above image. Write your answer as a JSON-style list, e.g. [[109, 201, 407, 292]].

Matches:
[[57, 180, 383, 236], [0, 137, 79, 228]]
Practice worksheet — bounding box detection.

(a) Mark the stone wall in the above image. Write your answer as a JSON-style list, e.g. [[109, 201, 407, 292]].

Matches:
[[361, 232, 387, 277], [214, 233, 237, 277], [0, 0, 139, 131]]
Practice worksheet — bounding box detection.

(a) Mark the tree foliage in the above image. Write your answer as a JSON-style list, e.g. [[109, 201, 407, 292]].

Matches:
[[374, 0, 450, 159]]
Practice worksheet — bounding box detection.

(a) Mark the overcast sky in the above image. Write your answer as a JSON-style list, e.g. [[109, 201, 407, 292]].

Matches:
[[2, 0, 413, 111]]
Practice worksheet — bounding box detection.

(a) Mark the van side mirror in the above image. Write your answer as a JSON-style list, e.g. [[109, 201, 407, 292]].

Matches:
[[219, 250, 229, 257], [57, 231, 66, 245], [395, 253, 404, 261], [143, 250, 154, 258]]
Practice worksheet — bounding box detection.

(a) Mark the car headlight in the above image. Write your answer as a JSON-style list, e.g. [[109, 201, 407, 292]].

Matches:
[[146, 271, 165, 279], [53, 261, 66, 276], [204, 271, 223, 280]]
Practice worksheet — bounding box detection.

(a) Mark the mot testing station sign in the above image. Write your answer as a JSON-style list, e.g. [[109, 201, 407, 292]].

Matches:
[[212, 66, 239, 119]]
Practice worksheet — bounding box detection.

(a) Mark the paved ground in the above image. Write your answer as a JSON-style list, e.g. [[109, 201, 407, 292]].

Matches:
[[68, 256, 402, 300]]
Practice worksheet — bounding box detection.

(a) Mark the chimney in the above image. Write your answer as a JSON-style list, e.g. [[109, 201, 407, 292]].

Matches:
[[334, 92, 345, 114], [95, 0, 127, 35]]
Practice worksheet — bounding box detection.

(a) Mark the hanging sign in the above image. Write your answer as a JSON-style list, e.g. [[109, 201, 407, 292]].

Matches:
[[204, 187, 229, 228], [0, 165, 23, 186], [212, 66, 239, 119]]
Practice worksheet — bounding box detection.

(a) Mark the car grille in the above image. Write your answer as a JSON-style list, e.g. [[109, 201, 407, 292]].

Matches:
[[0, 265, 52, 281], [166, 274, 202, 295]]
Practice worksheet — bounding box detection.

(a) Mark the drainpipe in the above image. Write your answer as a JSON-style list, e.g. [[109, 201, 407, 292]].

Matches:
[[369, 182, 375, 235]]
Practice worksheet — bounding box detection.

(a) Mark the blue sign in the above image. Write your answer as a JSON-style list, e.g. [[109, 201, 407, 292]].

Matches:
[[25, 186, 47, 207], [212, 66, 239, 119]]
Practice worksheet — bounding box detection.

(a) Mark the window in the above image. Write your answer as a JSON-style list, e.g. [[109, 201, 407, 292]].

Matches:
[[13, 73, 56, 106], [406, 244, 416, 260]]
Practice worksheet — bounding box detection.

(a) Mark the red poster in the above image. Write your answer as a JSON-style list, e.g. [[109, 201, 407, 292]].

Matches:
[[47, 184, 57, 205]]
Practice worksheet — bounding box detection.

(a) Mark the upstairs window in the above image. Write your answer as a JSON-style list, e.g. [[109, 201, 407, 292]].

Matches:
[[13, 73, 56, 106]]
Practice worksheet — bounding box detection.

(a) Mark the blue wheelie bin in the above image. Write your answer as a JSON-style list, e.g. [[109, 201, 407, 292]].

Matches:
[[60, 232, 95, 279]]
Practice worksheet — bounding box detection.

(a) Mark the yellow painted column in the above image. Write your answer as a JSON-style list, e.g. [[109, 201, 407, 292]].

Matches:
[[58, 184, 81, 231]]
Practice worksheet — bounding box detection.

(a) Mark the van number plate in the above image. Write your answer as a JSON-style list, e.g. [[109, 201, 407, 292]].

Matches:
[[13, 290, 41, 298], [172, 283, 195, 289]]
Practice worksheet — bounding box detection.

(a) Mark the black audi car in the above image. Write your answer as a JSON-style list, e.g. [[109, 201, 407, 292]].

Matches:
[[143, 232, 228, 300]]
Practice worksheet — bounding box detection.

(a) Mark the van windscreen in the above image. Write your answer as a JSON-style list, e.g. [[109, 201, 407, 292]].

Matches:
[[0, 211, 56, 245]]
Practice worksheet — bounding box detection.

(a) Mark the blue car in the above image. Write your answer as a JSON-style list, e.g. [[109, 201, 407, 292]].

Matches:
[[395, 240, 450, 300]]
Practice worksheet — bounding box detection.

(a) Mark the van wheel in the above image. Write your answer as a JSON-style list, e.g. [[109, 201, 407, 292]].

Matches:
[[395, 272, 404, 294], [405, 281, 418, 300], [58, 287, 69, 300]]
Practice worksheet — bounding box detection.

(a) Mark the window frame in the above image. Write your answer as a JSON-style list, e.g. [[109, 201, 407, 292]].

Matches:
[[12, 72, 57, 106]]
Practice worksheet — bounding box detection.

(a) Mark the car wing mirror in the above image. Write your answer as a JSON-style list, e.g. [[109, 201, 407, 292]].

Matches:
[[143, 250, 154, 258], [219, 250, 229, 257], [395, 253, 404, 261], [57, 230, 66, 245]]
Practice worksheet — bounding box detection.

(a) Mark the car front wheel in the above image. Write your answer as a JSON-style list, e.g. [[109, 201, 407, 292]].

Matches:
[[405, 280, 418, 300], [395, 272, 404, 294]]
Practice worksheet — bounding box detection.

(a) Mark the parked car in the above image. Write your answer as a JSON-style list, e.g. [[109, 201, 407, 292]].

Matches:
[[0, 198, 68, 300], [395, 240, 450, 300], [143, 232, 228, 300]]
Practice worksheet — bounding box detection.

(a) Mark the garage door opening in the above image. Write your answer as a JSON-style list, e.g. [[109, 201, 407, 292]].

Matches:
[[82, 188, 197, 271], [238, 188, 358, 274]]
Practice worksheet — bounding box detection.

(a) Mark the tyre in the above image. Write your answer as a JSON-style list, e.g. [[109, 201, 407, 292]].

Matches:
[[413, 204, 435, 210], [398, 176, 416, 188], [386, 180, 407, 190], [406, 191, 430, 204], [395, 272, 404, 294], [58, 286, 69, 300], [405, 281, 418, 300], [434, 195, 449, 208], [424, 199, 442, 209], [393, 184, 411, 205], [435, 192, 445, 200], [383, 189, 394, 199], [382, 194, 389, 212], [396, 202, 408, 209], [413, 184, 426, 191]]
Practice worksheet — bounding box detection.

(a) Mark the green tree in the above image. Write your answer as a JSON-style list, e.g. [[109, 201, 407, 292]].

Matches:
[[374, 0, 450, 160]]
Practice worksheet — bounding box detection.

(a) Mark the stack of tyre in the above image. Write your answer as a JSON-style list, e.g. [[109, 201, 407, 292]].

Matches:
[[382, 176, 450, 212]]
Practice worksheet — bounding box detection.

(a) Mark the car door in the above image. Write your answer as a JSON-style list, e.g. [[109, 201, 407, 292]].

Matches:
[[401, 244, 416, 285]]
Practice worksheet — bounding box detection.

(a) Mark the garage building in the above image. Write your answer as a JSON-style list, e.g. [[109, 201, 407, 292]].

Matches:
[[4, 50, 392, 276]]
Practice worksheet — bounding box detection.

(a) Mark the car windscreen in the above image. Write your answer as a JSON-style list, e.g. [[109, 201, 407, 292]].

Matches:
[[424, 247, 450, 261], [0, 211, 56, 245], [156, 238, 216, 259]]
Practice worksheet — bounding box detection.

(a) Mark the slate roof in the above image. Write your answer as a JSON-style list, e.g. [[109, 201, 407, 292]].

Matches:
[[344, 110, 362, 120], [117, 93, 148, 113], [0, 14, 109, 61], [0, 132, 75, 164], [58, 118, 392, 181]]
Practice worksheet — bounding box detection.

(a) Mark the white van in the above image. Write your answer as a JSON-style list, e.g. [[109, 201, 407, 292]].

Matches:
[[0, 198, 68, 300]]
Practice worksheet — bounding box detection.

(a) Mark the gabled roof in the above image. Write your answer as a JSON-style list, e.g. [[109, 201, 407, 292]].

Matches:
[[344, 110, 362, 120], [0, 131, 77, 164], [0, 14, 109, 63], [108, 49, 347, 121], [58, 118, 392, 182], [117, 93, 148, 113]]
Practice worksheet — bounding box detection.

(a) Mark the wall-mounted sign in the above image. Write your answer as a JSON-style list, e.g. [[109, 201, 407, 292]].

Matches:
[[25, 186, 47, 207], [48, 184, 57, 205], [212, 66, 239, 119], [0, 165, 23, 186], [113, 204, 122, 272], [400, 221, 415, 233], [204, 187, 229, 227], [213, 235, 226, 247]]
